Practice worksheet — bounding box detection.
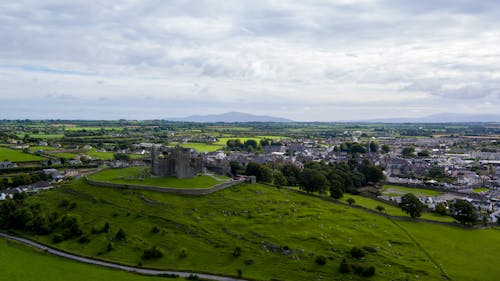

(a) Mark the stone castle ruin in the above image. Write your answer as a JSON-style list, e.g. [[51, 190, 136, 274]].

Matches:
[[151, 146, 203, 178]]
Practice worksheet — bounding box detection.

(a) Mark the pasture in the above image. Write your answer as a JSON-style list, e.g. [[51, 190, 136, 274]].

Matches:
[[17, 179, 499, 281], [0, 147, 45, 162], [382, 184, 444, 197], [87, 167, 224, 188]]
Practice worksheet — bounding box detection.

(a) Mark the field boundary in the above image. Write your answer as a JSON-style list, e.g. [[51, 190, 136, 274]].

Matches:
[[85, 176, 246, 195]]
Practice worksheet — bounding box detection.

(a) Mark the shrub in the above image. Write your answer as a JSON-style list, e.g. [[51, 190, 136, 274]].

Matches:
[[244, 259, 254, 265], [186, 274, 199, 280], [78, 235, 90, 244], [350, 247, 365, 259], [115, 228, 126, 241], [179, 248, 187, 258], [233, 246, 241, 257], [362, 246, 377, 253], [151, 226, 160, 233], [315, 255, 327, 265], [346, 198, 355, 206], [103, 222, 110, 233], [376, 205, 385, 212], [52, 233, 65, 243], [106, 242, 114, 252], [142, 245, 163, 260], [339, 258, 351, 273]]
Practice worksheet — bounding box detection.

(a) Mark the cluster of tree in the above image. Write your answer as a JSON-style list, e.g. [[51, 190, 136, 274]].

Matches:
[[399, 193, 425, 218], [242, 160, 385, 199], [142, 245, 163, 260], [0, 172, 51, 190], [114, 153, 131, 161], [226, 139, 259, 151], [423, 167, 455, 184]]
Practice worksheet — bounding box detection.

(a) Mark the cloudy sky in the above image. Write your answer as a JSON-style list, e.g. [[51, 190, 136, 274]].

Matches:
[[1, 0, 499, 121]]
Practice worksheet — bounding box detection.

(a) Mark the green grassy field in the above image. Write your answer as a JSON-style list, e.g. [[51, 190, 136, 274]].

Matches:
[[28, 146, 57, 152], [472, 187, 488, 193], [16, 179, 500, 281], [0, 147, 45, 162], [51, 152, 79, 159], [63, 126, 124, 131], [17, 133, 64, 139], [88, 167, 223, 188], [179, 143, 223, 153], [0, 238, 168, 281], [382, 185, 443, 197], [86, 149, 115, 160]]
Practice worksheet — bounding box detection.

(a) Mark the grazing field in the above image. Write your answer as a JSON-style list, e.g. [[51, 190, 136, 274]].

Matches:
[[17, 134, 64, 139], [51, 152, 79, 159], [473, 187, 489, 193], [87, 167, 223, 188], [179, 142, 223, 153], [16, 179, 499, 281], [0, 147, 45, 162], [27, 146, 57, 152], [0, 238, 168, 281], [86, 149, 114, 160], [214, 137, 263, 146], [63, 126, 125, 131], [340, 194, 455, 223], [382, 185, 444, 197]]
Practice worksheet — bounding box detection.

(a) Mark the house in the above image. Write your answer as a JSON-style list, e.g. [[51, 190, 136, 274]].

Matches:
[[32, 181, 53, 191], [0, 161, 16, 168]]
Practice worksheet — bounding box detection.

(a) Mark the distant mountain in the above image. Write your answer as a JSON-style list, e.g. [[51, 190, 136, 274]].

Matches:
[[165, 112, 293, 123], [351, 113, 500, 123]]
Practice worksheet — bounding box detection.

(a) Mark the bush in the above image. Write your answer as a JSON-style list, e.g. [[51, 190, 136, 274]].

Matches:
[[315, 255, 327, 265], [78, 235, 90, 244], [186, 274, 199, 280], [244, 259, 254, 265], [142, 245, 163, 260], [106, 242, 114, 252], [52, 233, 65, 243], [339, 258, 351, 273], [151, 226, 160, 233], [350, 247, 365, 259], [179, 248, 187, 258], [346, 198, 355, 206], [115, 228, 126, 241], [233, 246, 241, 257], [362, 246, 377, 253]]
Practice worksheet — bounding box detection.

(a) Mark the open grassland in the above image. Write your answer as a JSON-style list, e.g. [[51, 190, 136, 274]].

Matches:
[[86, 149, 115, 160], [51, 152, 79, 159], [179, 143, 223, 153], [472, 187, 489, 193], [382, 185, 444, 197], [63, 126, 125, 131], [340, 194, 455, 223], [0, 238, 168, 281], [17, 179, 500, 281], [398, 221, 500, 281], [88, 167, 223, 188], [0, 147, 45, 162], [17, 133, 64, 139], [27, 146, 57, 152]]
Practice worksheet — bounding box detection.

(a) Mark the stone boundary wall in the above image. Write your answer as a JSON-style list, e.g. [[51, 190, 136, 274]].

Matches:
[[85, 176, 246, 195]]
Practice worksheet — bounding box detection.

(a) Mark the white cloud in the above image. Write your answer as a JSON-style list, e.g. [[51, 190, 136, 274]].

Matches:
[[0, 0, 499, 120]]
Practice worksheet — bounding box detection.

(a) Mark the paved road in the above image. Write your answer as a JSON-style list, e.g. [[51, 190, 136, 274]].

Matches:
[[0, 232, 245, 281]]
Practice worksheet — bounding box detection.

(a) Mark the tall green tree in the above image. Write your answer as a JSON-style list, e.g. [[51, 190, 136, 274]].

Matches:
[[399, 193, 424, 218]]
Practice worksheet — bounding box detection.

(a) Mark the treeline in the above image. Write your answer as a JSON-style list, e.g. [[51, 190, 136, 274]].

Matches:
[[226, 139, 278, 152], [233, 160, 385, 199], [0, 171, 51, 190], [0, 164, 98, 175]]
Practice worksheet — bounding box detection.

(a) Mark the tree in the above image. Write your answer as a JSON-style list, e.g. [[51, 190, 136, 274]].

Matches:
[[417, 150, 430, 157], [376, 205, 385, 212], [346, 198, 355, 206], [452, 200, 478, 225], [399, 193, 424, 218], [281, 164, 301, 186], [114, 153, 131, 161], [229, 161, 243, 176], [299, 169, 328, 193], [365, 165, 385, 183], [115, 228, 127, 240], [401, 147, 415, 158], [369, 142, 378, 153], [434, 202, 448, 216], [381, 144, 390, 154], [273, 171, 287, 187], [329, 180, 344, 199]]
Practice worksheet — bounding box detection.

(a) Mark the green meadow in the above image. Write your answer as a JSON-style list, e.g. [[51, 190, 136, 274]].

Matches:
[[472, 187, 488, 193], [179, 142, 223, 153], [0, 238, 168, 281], [87, 167, 223, 188], [0, 147, 45, 162], [15, 179, 499, 281], [51, 152, 79, 160], [17, 134, 64, 139], [382, 184, 444, 197]]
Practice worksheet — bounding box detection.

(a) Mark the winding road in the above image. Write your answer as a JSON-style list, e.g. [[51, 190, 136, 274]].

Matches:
[[0, 232, 246, 281]]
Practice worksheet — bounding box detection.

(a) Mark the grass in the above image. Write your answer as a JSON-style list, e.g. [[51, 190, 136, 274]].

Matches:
[[51, 152, 79, 160], [87, 167, 224, 188], [382, 184, 444, 197], [18, 179, 500, 281], [472, 187, 488, 193], [63, 127, 124, 131], [86, 149, 115, 160], [179, 143, 223, 153], [0, 238, 168, 281], [17, 134, 64, 139], [0, 147, 45, 162], [27, 146, 57, 152]]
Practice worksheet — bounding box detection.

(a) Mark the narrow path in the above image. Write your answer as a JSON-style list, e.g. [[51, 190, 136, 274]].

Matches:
[[0, 232, 245, 281], [387, 219, 453, 281]]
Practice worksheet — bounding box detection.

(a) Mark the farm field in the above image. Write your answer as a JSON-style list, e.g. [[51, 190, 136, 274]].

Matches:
[[27, 146, 57, 152], [86, 149, 114, 160], [17, 134, 64, 139], [16, 179, 500, 281], [0, 147, 45, 162], [179, 142, 223, 153], [473, 187, 488, 193], [51, 152, 79, 159], [87, 167, 224, 188], [0, 238, 168, 281], [382, 184, 444, 197]]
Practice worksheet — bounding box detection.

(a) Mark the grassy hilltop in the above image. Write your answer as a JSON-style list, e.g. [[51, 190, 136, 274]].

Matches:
[[11, 179, 499, 281]]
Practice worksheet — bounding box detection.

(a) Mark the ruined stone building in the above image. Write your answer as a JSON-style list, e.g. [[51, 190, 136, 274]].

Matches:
[[151, 146, 203, 178]]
